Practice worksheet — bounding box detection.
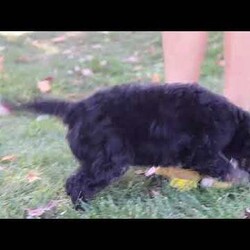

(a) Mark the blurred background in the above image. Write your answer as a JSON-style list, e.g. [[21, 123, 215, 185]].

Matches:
[[0, 32, 224, 101]]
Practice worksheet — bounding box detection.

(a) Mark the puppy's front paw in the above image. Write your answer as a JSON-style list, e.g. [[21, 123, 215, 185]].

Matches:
[[65, 175, 87, 206]]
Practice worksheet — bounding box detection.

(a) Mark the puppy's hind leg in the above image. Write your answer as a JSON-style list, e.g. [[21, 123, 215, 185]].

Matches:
[[66, 134, 132, 207]]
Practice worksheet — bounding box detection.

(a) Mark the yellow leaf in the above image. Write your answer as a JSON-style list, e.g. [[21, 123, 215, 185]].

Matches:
[[155, 167, 201, 181], [1, 155, 17, 162], [169, 178, 198, 191], [151, 73, 161, 83], [31, 40, 59, 55], [27, 170, 42, 183], [37, 77, 53, 93]]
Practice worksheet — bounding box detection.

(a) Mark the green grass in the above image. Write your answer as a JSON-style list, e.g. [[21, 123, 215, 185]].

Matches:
[[0, 32, 249, 218]]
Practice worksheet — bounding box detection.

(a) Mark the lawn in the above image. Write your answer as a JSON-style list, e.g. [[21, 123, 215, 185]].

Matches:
[[0, 31, 249, 218]]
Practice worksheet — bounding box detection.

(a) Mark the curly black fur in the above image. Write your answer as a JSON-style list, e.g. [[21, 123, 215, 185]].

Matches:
[[15, 83, 250, 205]]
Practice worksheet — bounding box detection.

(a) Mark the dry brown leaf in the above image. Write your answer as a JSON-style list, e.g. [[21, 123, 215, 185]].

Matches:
[[0, 103, 11, 116], [81, 68, 94, 77], [15, 55, 33, 63], [37, 80, 51, 93], [134, 169, 145, 175], [244, 208, 250, 219], [26, 207, 45, 218], [217, 54, 226, 67], [218, 59, 225, 67], [27, 170, 42, 183], [133, 65, 143, 71], [65, 32, 83, 38], [26, 200, 58, 218], [123, 56, 139, 63], [151, 73, 161, 83], [92, 44, 103, 49], [0, 56, 4, 73], [100, 60, 107, 66], [145, 167, 157, 177], [0, 166, 5, 171], [51, 35, 66, 43], [37, 76, 54, 93], [31, 40, 59, 55], [74, 66, 81, 72], [66, 93, 86, 100], [149, 189, 160, 198], [1, 155, 17, 163], [147, 46, 156, 55]]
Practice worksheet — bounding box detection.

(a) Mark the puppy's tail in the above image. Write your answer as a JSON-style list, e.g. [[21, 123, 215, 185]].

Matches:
[[5, 98, 73, 120]]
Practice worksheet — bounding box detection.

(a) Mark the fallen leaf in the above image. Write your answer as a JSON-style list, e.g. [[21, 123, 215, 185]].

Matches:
[[65, 32, 83, 38], [1, 155, 17, 163], [66, 93, 86, 100], [217, 54, 226, 67], [67, 54, 75, 60], [67, 70, 74, 75], [149, 189, 160, 198], [31, 40, 59, 55], [92, 44, 103, 49], [155, 167, 201, 181], [0, 32, 31, 37], [134, 169, 145, 175], [15, 55, 33, 63], [100, 60, 107, 66], [81, 68, 94, 77], [218, 59, 225, 67], [0, 166, 5, 171], [123, 55, 139, 63], [26, 207, 45, 218], [145, 167, 157, 177], [51, 35, 66, 43], [74, 66, 81, 72], [26, 200, 58, 219], [62, 49, 73, 55], [45, 200, 59, 210], [60, 211, 67, 216], [37, 76, 54, 93], [37, 80, 51, 93], [151, 73, 161, 83], [0, 56, 4, 73], [0, 103, 10, 116], [27, 170, 42, 183], [147, 46, 156, 55], [244, 208, 250, 219], [169, 178, 198, 191], [133, 65, 143, 71], [84, 55, 94, 61]]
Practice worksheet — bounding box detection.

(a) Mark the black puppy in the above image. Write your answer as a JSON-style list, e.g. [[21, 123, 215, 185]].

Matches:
[[14, 83, 250, 205]]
